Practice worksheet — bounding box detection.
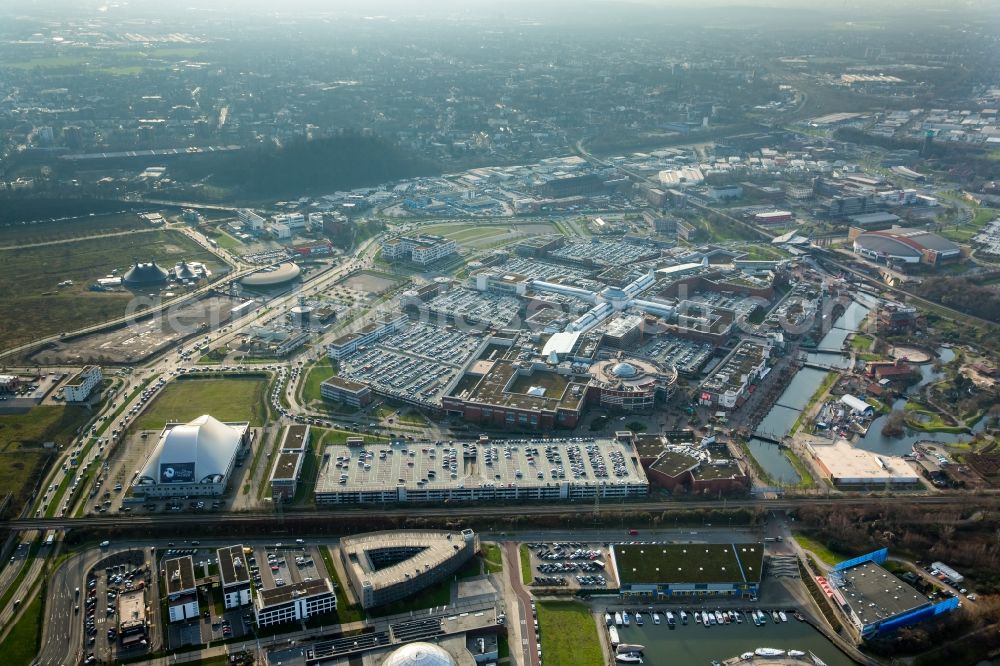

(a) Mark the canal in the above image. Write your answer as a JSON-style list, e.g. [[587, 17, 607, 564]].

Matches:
[[608, 613, 855, 665]]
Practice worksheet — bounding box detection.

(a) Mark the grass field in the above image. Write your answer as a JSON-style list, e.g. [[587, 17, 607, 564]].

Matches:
[[850, 334, 874, 351], [0, 212, 147, 245], [302, 357, 338, 405], [1, 46, 205, 76], [0, 229, 221, 352], [133, 377, 267, 430], [535, 601, 602, 666], [738, 244, 791, 260], [482, 543, 504, 574], [939, 208, 998, 243], [793, 533, 853, 567], [0, 588, 43, 666], [0, 405, 90, 513]]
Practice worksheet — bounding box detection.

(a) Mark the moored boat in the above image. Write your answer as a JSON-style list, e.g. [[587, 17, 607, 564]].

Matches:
[[771, 611, 780, 623], [788, 650, 806, 657], [616, 652, 643, 664], [652, 612, 661, 625], [605, 612, 613, 626], [666, 611, 675, 628], [755, 648, 786, 657], [609, 625, 620, 646], [779, 611, 788, 622], [623, 611, 631, 626], [680, 610, 688, 625], [635, 612, 644, 626], [616, 643, 645, 654], [615, 612, 623, 627]]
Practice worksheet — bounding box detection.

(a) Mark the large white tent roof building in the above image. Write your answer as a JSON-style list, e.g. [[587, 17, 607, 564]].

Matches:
[[134, 415, 251, 497]]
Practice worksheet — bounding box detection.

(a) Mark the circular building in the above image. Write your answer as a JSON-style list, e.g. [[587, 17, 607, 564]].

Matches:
[[853, 228, 960, 267], [383, 643, 458, 666], [122, 261, 169, 287], [240, 262, 302, 288], [290, 304, 313, 328], [589, 354, 678, 412]]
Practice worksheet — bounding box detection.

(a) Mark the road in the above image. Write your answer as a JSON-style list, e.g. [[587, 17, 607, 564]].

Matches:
[[36, 542, 103, 666], [0, 542, 49, 628], [0, 227, 161, 251], [503, 542, 538, 666]]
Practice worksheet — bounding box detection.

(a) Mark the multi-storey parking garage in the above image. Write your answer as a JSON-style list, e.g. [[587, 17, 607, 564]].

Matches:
[[336, 322, 487, 408], [314, 436, 649, 504]]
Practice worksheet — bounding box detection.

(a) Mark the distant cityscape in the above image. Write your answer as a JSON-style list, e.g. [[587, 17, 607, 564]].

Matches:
[[0, 2, 998, 666]]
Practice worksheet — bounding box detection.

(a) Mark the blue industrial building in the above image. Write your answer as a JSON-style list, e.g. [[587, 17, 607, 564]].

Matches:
[[829, 548, 959, 638]]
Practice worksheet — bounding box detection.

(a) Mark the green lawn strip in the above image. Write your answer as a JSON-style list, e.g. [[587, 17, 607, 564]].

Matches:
[[320, 547, 365, 624], [789, 371, 838, 436], [793, 533, 853, 567], [482, 543, 504, 574], [367, 578, 451, 617], [519, 544, 532, 585], [782, 449, 815, 488], [288, 446, 319, 505], [0, 584, 44, 666], [497, 634, 510, 659], [535, 601, 602, 666]]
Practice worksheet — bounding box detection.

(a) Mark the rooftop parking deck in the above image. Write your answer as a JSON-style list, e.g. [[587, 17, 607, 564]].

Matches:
[[338, 322, 485, 406], [316, 437, 649, 498]]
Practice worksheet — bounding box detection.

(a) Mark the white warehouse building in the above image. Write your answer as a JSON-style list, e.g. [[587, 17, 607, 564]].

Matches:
[[133, 415, 251, 497]]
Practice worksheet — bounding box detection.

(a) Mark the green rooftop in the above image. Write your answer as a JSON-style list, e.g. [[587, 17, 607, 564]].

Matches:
[[614, 543, 763, 585]]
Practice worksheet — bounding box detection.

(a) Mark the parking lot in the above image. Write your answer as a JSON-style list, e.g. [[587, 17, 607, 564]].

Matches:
[[419, 289, 521, 327], [550, 239, 656, 267], [250, 544, 324, 591], [339, 322, 483, 405], [639, 334, 714, 376], [86, 552, 153, 663], [523, 541, 617, 590], [496, 256, 592, 282]]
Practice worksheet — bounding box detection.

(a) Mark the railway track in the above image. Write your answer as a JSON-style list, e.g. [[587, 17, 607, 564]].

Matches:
[[5, 494, 994, 533]]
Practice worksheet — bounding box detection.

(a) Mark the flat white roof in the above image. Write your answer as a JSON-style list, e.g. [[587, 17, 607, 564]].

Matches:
[[809, 440, 918, 484]]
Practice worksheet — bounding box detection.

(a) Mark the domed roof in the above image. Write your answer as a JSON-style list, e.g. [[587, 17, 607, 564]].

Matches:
[[612, 362, 638, 378], [382, 643, 457, 666], [136, 415, 244, 486], [123, 261, 169, 286], [241, 262, 302, 287]]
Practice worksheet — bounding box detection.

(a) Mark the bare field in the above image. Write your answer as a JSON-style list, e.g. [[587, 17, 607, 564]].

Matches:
[[340, 270, 405, 294], [30, 295, 243, 364], [0, 229, 223, 352]]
